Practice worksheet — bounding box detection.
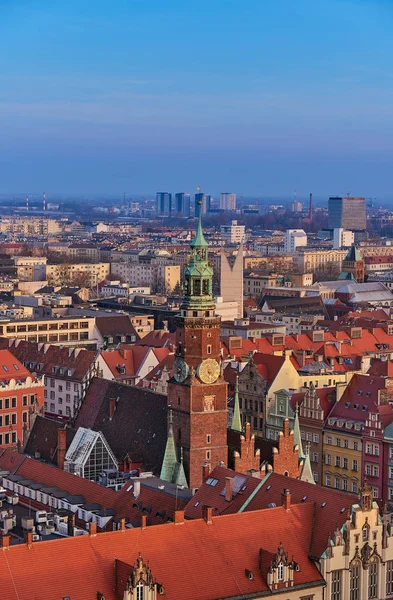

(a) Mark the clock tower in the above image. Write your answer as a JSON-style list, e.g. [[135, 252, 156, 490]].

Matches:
[[168, 202, 228, 489]]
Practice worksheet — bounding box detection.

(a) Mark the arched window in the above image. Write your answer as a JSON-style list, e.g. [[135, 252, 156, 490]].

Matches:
[[350, 563, 361, 600], [136, 580, 144, 600], [277, 564, 284, 581]]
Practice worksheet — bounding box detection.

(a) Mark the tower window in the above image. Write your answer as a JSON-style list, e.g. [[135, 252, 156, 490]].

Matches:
[[207, 345, 212, 354], [178, 397, 181, 405], [206, 450, 211, 460], [193, 311, 198, 317], [207, 434, 211, 444]]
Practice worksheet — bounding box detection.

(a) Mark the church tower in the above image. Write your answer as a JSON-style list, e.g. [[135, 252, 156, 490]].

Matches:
[[168, 202, 228, 489]]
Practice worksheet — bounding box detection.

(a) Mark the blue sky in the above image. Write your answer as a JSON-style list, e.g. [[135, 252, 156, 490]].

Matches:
[[0, 0, 392, 198]]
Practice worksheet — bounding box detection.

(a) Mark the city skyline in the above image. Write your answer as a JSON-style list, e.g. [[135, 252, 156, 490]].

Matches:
[[1, 1, 393, 196]]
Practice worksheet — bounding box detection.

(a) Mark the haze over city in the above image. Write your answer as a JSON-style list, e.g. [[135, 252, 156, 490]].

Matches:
[[1, 0, 393, 198]]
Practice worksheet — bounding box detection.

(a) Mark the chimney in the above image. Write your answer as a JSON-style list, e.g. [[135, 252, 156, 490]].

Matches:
[[141, 515, 147, 529], [225, 477, 234, 502], [203, 505, 213, 524], [67, 512, 75, 537], [174, 510, 185, 525], [109, 397, 116, 420], [120, 517, 126, 531], [57, 428, 67, 470], [1, 534, 10, 549], [202, 462, 211, 483], [24, 531, 33, 547], [281, 488, 291, 510], [133, 480, 141, 499], [89, 522, 97, 536]]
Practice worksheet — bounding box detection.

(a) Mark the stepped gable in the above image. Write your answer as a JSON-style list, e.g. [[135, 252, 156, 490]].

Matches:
[[74, 377, 167, 473]]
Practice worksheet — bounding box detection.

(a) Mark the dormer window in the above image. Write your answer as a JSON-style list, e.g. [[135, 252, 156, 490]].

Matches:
[[277, 564, 284, 581]]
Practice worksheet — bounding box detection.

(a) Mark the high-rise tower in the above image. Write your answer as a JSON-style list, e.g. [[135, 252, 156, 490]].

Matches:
[[168, 201, 228, 489]]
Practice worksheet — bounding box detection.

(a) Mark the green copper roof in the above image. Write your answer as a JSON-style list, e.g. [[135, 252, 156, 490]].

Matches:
[[160, 410, 178, 483], [299, 443, 315, 485], [231, 375, 242, 433], [173, 447, 188, 488], [338, 270, 355, 280], [190, 205, 208, 249], [293, 404, 305, 460]]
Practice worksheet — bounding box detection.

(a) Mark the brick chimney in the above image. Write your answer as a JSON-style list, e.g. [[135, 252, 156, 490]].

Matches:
[[225, 477, 234, 502], [281, 488, 291, 510], [174, 510, 185, 525], [202, 462, 211, 483], [203, 505, 213, 524], [24, 531, 33, 548], [89, 522, 97, 536], [141, 515, 147, 529], [57, 428, 67, 470], [1, 534, 10, 548], [109, 397, 116, 420], [120, 517, 126, 531]]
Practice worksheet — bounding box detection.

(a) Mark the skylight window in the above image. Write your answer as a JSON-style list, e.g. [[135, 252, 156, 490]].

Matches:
[[13, 364, 19, 370], [2, 365, 8, 372]]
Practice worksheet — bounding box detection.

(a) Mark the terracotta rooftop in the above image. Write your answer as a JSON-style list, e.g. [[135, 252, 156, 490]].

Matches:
[[0, 503, 324, 600]]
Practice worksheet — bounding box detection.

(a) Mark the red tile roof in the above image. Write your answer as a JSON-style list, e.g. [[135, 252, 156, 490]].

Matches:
[[0, 338, 97, 382], [242, 471, 355, 559], [0, 449, 186, 527], [0, 503, 324, 600], [0, 349, 33, 383]]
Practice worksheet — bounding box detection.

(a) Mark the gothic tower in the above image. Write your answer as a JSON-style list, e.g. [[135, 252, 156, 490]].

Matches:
[[168, 202, 228, 489]]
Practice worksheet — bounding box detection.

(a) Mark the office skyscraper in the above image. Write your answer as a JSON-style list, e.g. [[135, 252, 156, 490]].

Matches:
[[220, 193, 236, 211], [156, 192, 172, 217], [195, 193, 209, 216], [174, 193, 191, 217], [328, 197, 366, 230]]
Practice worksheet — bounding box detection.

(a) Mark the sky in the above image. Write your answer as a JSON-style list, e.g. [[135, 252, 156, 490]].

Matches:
[[0, 0, 393, 199]]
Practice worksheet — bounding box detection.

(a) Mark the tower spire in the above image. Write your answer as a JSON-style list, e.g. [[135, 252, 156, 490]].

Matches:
[[160, 409, 178, 482], [293, 403, 305, 460], [231, 375, 242, 433]]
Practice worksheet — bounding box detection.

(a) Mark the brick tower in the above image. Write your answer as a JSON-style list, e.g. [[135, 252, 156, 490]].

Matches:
[[168, 201, 228, 489]]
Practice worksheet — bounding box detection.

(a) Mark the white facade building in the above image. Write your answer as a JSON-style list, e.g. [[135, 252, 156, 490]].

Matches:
[[333, 228, 355, 249], [220, 193, 236, 211], [220, 221, 245, 244], [284, 229, 307, 252]]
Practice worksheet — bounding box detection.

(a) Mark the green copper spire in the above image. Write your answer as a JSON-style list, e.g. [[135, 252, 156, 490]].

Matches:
[[181, 199, 215, 312], [174, 447, 188, 488], [299, 442, 315, 485], [293, 404, 305, 460], [160, 410, 178, 482], [190, 202, 208, 249], [231, 375, 242, 433]]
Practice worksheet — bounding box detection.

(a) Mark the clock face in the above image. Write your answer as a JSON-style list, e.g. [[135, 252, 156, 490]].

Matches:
[[197, 359, 220, 384], [173, 357, 189, 383]]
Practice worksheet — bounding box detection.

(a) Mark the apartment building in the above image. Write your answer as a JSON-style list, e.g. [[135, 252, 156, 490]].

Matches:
[[0, 339, 97, 420], [0, 349, 44, 448], [14, 256, 47, 281], [46, 263, 110, 287], [0, 315, 97, 347], [110, 262, 180, 292], [0, 217, 61, 235], [293, 248, 347, 272]]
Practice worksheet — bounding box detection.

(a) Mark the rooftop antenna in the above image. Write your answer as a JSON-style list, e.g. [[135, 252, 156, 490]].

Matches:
[[43, 191, 47, 212], [309, 193, 313, 221], [26, 195, 29, 212]]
